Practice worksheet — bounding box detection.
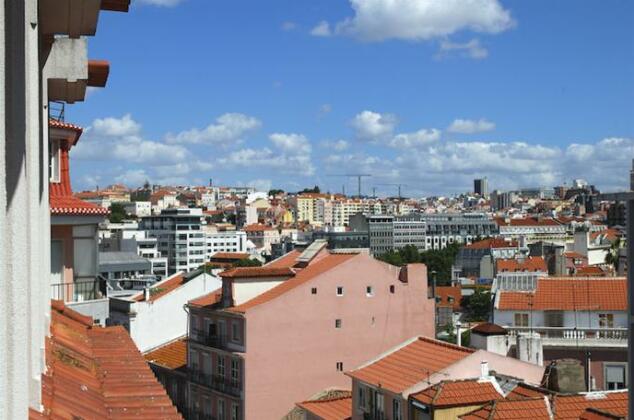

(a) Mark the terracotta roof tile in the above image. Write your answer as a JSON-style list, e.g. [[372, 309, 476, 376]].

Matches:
[[219, 266, 295, 279], [505, 383, 550, 400], [49, 119, 83, 133], [244, 223, 275, 232], [33, 301, 182, 419], [297, 396, 352, 420], [471, 322, 507, 336], [50, 195, 109, 216], [347, 337, 474, 394], [228, 253, 358, 313], [188, 290, 222, 307], [465, 238, 518, 250], [460, 398, 551, 419], [497, 257, 547, 273], [209, 252, 250, 260], [574, 266, 607, 277], [134, 273, 186, 302], [144, 338, 187, 370], [553, 391, 628, 419], [411, 380, 502, 407], [497, 277, 626, 311], [435, 286, 462, 311], [265, 250, 302, 268]]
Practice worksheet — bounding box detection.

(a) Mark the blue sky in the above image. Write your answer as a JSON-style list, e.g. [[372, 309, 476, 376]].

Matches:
[[69, 0, 634, 196]]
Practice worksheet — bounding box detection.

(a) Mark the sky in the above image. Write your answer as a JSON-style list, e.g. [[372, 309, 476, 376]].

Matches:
[[68, 0, 634, 197]]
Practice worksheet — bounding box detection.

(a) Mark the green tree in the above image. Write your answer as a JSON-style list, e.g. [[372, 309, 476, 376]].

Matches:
[[461, 288, 492, 322], [299, 185, 320, 194], [268, 189, 284, 196], [605, 238, 624, 272], [233, 258, 262, 268], [109, 203, 127, 223]]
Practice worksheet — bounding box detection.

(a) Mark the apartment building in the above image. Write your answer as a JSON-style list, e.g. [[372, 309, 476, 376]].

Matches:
[[349, 213, 426, 255], [140, 208, 207, 274], [243, 223, 280, 254], [496, 216, 567, 244], [185, 241, 435, 419], [420, 213, 499, 250], [493, 256, 548, 291], [123, 200, 152, 217], [206, 230, 248, 257], [120, 230, 169, 279], [494, 277, 628, 391], [454, 238, 521, 278]]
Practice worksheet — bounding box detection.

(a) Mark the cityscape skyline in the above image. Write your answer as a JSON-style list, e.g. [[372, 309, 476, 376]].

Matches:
[[65, 0, 633, 195]]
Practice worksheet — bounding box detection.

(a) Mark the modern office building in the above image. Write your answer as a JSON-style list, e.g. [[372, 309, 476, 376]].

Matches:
[[420, 213, 499, 250], [139, 208, 207, 274], [474, 177, 489, 197]]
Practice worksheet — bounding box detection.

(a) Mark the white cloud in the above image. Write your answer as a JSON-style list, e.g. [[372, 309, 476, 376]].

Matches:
[[333, 0, 514, 42], [247, 179, 273, 192], [321, 139, 349, 151], [310, 21, 332, 37], [281, 21, 297, 31], [269, 133, 312, 155], [115, 169, 150, 187], [92, 113, 141, 137], [165, 113, 261, 145], [351, 110, 397, 141], [389, 128, 441, 148], [447, 118, 496, 134], [436, 38, 488, 60], [137, 0, 184, 6]]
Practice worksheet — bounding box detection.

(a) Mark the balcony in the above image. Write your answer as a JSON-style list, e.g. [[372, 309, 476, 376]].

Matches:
[[192, 329, 229, 351], [188, 370, 241, 398], [51, 278, 106, 302], [506, 327, 628, 348], [188, 410, 216, 420]]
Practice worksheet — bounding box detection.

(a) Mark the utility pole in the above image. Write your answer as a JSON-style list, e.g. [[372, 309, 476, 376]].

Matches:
[[376, 183, 408, 200]]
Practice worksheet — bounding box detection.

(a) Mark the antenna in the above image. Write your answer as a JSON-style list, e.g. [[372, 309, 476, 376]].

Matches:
[[327, 174, 372, 198], [376, 183, 408, 200]]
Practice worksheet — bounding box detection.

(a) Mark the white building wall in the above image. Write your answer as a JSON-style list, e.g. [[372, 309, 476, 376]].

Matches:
[[118, 273, 222, 353], [232, 278, 286, 305], [495, 310, 627, 329]]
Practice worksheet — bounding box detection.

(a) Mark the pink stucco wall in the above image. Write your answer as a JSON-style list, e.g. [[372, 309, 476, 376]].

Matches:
[[243, 255, 435, 419], [51, 225, 74, 285]]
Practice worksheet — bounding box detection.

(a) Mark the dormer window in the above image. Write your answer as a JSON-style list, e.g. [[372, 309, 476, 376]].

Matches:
[[49, 138, 61, 182]]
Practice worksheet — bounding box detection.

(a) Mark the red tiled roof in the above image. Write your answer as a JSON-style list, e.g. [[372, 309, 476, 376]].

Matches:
[[50, 195, 109, 216], [590, 228, 621, 243], [497, 257, 547, 273], [210, 252, 250, 260], [244, 223, 275, 232], [33, 301, 182, 419], [435, 286, 462, 311], [465, 238, 518, 250], [297, 396, 352, 420], [505, 383, 550, 400], [497, 278, 627, 311], [188, 290, 222, 307], [265, 250, 302, 268], [574, 266, 607, 277], [460, 398, 551, 419], [497, 217, 562, 227], [144, 338, 187, 370], [579, 408, 624, 420], [471, 322, 507, 336], [219, 266, 295, 279], [553, 391, 628, 419], [228, 253, 358, 313], [347, 337, 474, 394], [564, 251, 586, 259], [49, 119, 83, 133], [411, 380, 502, 407], [134, 273, 186, 302]]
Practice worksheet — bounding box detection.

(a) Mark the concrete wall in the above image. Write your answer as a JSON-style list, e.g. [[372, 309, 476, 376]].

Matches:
[[244, 257, 435, 419], [232, 277, 286, 305], [122, 273, 221, 352]]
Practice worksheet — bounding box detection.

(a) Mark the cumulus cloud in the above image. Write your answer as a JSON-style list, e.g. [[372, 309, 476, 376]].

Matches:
[[389, 128, 441, 148], [436, 38, 488, 60], [447, 118, 496, 134], [333, 0, 514, 42], [310, 21, 332, 37], [351, 110, 397, 141], [165, 113, 261, 145], [269, 133, 312, 155], [92, 113, 141, 137], [321, 139, 349, 151]]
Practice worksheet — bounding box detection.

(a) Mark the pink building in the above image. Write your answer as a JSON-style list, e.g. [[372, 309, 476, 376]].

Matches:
[[186, 241, 435, 419]]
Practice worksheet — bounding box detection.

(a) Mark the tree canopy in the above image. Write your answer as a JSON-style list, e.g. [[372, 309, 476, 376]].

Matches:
[[108, 203, 127, 223], [376, 243, 460, 285], [461, 288, 492, 322]]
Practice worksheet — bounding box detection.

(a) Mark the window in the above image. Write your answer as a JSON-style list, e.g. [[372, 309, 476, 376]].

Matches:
[[336, 361, 343, 371], [393, 399, 402, 420], [311, 287, 317, 294], [514, 313, 529, 327], [366, 286, 374, 297], [231, 359, 240, 381], [231, 403, 240, 420], [49, 138, 60, 182], [217, 399, 225, 420], [605, 364, 626, 390], [190, 349, 199, 370], [544, 311, 564, 327], [335, 319, 342, 329], [231, 321, 240, 342], [599, 313, 615, 328], [389, 285, 395, 294], [373, 391, 385, 417], [358, 385, 367, 409], [336, 286, 344, 296], [217, 356, 225, 376]]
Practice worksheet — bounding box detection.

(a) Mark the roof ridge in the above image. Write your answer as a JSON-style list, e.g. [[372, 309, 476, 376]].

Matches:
[[299, 395, 352, 404]]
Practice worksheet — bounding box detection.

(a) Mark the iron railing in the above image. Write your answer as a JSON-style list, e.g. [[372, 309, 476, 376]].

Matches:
[[189, 369, 241, 398], [191, 329, 229, 350], [51, 278, 106, 302]]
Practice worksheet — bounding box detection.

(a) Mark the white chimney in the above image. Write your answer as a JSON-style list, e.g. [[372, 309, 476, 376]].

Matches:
[[456, 321, 462, 347], [480, 361, 489, 378], [144, 287, 150, 301]]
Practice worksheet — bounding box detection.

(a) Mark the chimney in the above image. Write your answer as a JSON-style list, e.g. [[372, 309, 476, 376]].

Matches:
[[456, 321, 462, 347], [144, 287, 150, 301], [480, 361, 489, 378]]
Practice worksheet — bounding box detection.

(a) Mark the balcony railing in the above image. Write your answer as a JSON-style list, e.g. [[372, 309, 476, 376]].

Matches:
[[189, 370, 242, 398], [191, 329, 229, 350], [51, 279, 106, 302], [187, 410, 216, 420], [506, 326, 628, 347]]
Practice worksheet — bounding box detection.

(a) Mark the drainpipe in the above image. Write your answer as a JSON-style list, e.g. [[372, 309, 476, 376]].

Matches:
[[143, 287, 150, 301], [456, 321, 462, 347]]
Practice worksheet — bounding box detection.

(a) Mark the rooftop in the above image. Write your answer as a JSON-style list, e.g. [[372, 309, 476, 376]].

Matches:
[[553, 391, 628, 419], [464, 238, 518, 250], [411, 379, 502, 408], [497, 277, 627, 311], [34, 301, 182, 419], [497, 257, 547, 273], [144, 338, 187, 371], [460, 397, 551, 419], [296, 395, 352, 420]]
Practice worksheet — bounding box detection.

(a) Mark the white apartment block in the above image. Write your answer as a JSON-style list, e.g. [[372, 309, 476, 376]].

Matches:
[[139, 208, 207, 274], [124, 201, 151, 217], [120, 230, 168, 279], [206, 231, 248, 258]]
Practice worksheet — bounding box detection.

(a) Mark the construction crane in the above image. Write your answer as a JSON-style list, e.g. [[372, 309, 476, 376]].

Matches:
[[327, 174, 371, 198], [376, 183, 408, 200]]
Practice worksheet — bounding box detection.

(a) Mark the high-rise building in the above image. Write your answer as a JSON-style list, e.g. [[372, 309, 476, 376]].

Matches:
[[630, 158, 634, 191], [474, 177, 489, 197]]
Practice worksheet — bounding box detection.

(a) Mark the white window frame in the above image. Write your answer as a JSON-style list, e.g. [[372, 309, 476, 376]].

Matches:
[[49, 138, 61, 182], [366, 285, 374, 297], [336, 286, 344, 296]]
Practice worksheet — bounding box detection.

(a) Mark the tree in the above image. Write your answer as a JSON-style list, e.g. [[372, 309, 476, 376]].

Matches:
[[605, 238, 624, 273], [108, 203, 127, 223], [461, 288, 492, 322], [299, 185, 320, 194], [268, 189, 284, 196], [233, 258, 262, 268]]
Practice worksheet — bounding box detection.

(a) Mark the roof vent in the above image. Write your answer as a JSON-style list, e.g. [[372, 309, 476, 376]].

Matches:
[[294, 239, 328, 268]]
